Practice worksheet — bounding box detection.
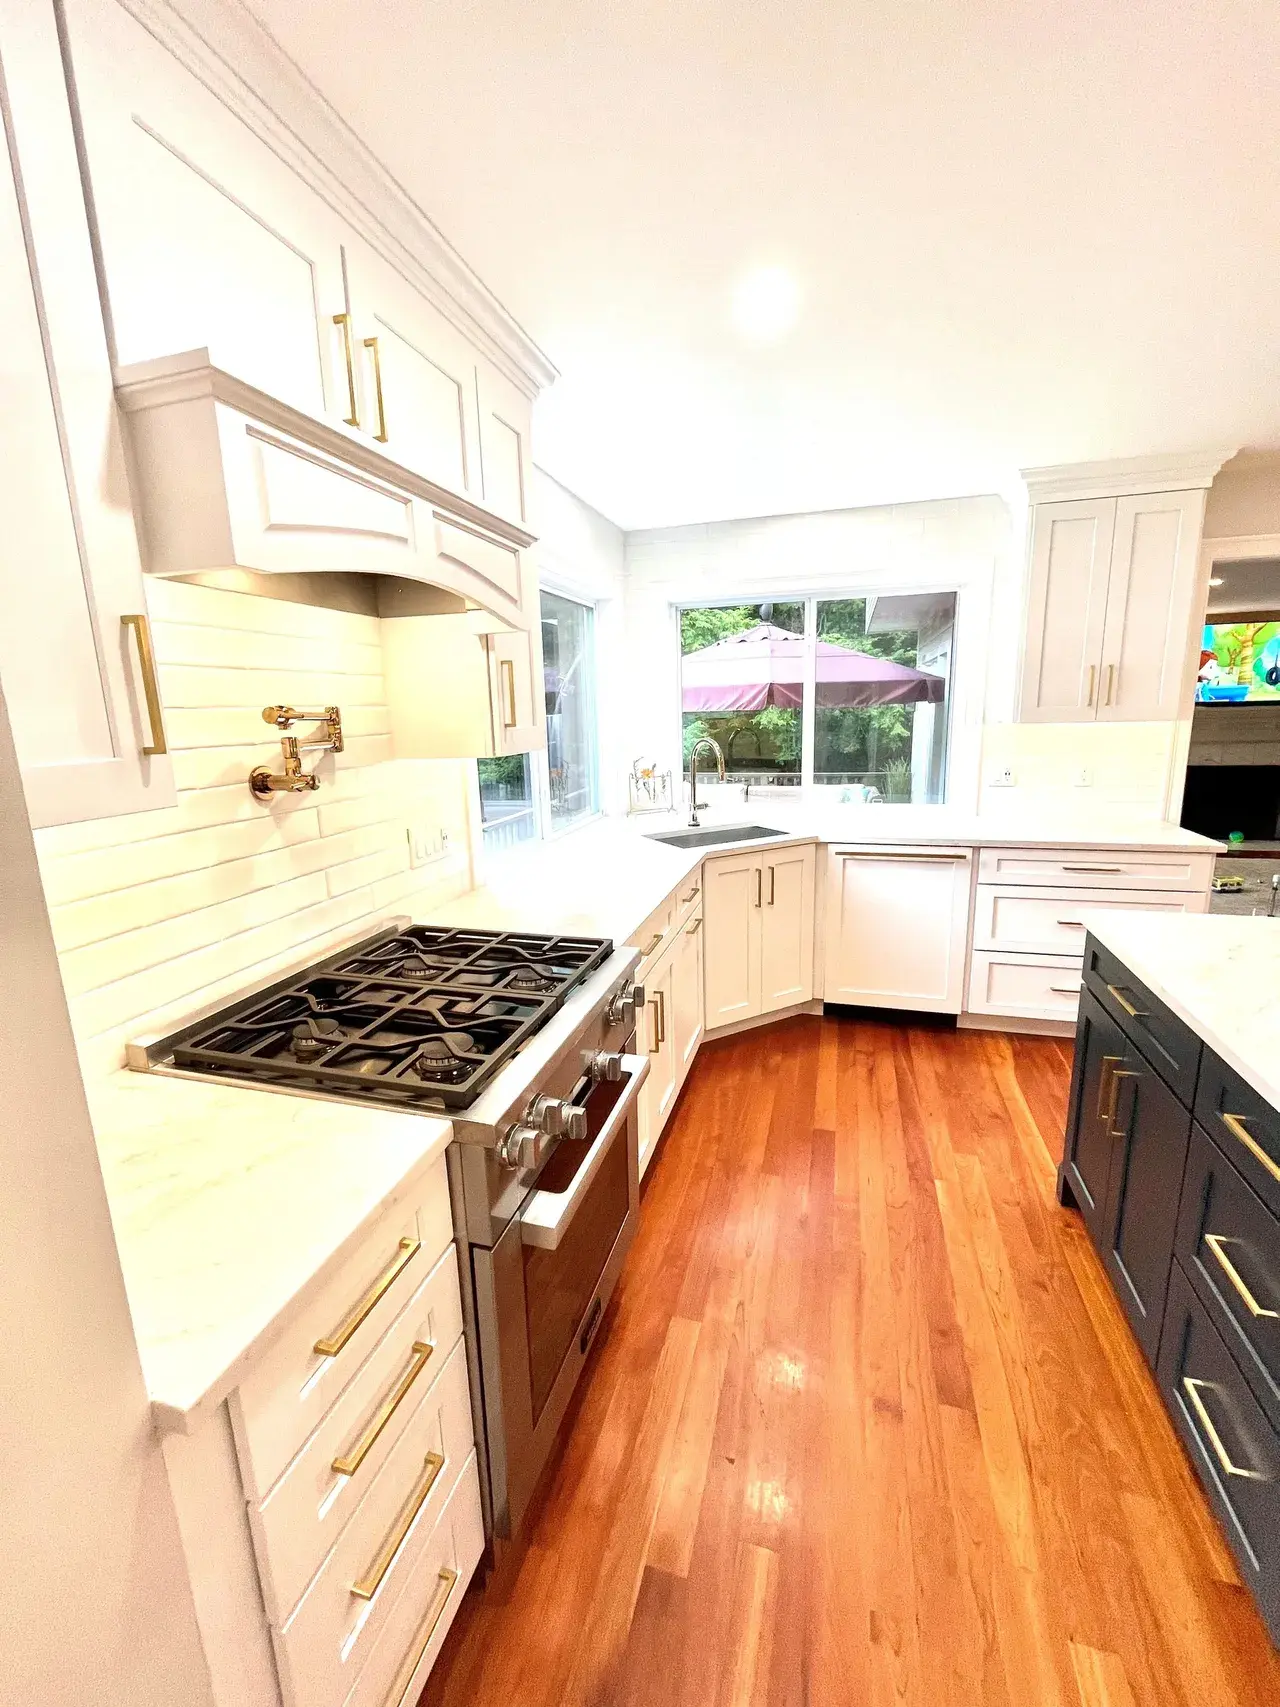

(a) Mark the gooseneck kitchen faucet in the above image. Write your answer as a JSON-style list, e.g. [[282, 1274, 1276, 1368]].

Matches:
[[687, 736, 726, 827]]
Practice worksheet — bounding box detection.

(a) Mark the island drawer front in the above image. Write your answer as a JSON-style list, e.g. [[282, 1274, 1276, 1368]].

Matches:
[[966, 952, 1083, 1022], [628, 894, 676, 972], [340, 1452, 484, 1707], [1157, 1263, 1280, 1646], [1195, 1051, 1280, 1223], [1176, 1122, 1280, 1434], [251, 1243, 466, 1623], [1083, 937, 1202, 1106], [274, 1337, 474, 1707], [977, 847, 1214, 892], [972, 885, 1201, 956], [232, 1158, 455, 1499]]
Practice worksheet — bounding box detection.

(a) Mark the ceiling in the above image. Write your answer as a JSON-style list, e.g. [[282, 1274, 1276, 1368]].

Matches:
[[1207, 559, 1280, 615], [244, 0, 1280, 531]]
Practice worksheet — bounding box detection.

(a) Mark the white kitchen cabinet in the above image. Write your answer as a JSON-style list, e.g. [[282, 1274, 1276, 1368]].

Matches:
[[476, 364, 532, 527], [1019, 488, 1205, 723], [638, 945, 678, 1179], [703, 844, 816, 1029], [824, 845, 972, 1014], [0, 0, 175, 829], [382, 614, 544, 760], [62, 0, 349, 424], [671, 909, 705, 1083]]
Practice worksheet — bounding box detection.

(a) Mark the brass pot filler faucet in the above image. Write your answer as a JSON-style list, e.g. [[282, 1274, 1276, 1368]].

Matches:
[[250, 704, 344, 800]]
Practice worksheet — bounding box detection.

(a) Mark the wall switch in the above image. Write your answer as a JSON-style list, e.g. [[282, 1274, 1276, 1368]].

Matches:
[[990, 766, 1016, 787], [1074, 767, 1092, 787], [407, 819, 445, 868]]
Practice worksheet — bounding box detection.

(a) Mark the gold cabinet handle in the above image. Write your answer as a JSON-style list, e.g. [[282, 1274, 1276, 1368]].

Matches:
[[641, 931, 664, 956], [1222, 1113, 1280, 1186], [500, 658, 517, 730], [648, 1000, 661, 1055], [1097, 1055, 1123, 1121], [1104, 662, 1115, 706], [333, 311, 360, 427], [1106, 1068, 1139, 1136], [768, 865, 776, 906], [1181, 1378, 1267, 1481], [120, 614, 167, 755], [1062, 865, 1124, 874], [331, 1341, 434, 1477], [1106, 982, 1147, 1020], [314, 1236, 420, 1359], [1086, 663, 1096, 707], [683, 885, 700, 903], [656, 988, 666, 1044], [381, 1566, 459, 1705], [1203, 1235, 1278, 1320], [686, 916, 702, 935], [363, 334, 388, 442], [1049, 983, 1082, 994], [755, 868, 763, 908], [351, 1451, 446, 1601], [1056, 919, 1085, 928]]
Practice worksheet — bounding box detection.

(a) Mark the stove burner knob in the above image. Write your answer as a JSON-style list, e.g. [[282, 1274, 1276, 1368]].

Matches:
[[497, 1123, 550, 1171], [562, 1105, 588, 1142], [527, 1092, 569, 1136], [606, 981, 644, 1026], [588, 1051, 624, 1083]]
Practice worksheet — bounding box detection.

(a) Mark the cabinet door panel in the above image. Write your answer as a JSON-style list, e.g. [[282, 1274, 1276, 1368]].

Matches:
[[1019, 499, 1115, 721], [823, 848, 970, 1013], [63, 0, 344, 418], [476, 366, 530, 526], [760, 846, 815, 1013], [1102, 1058, 1192, 1367], [638, 952, 677, 1179], [703, 855, 762, 1027], [488, 629, 544, 757], [1098, 491, 1204, 722], [1063, 990, 1130, 1245], [672, 913, 704, 1083]]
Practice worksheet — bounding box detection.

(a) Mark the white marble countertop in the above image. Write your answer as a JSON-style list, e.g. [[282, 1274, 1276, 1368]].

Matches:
[[418, 800, 1220, 943], [88, 1068, 450, 1432], [1083, 912, 1280, 1111]]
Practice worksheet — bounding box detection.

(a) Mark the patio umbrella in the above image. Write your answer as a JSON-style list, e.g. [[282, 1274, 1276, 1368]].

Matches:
[[680, 623, 945, 712]]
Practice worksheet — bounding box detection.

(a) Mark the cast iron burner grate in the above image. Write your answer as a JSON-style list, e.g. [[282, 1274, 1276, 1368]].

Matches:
[[159, 924, 613, 1110]]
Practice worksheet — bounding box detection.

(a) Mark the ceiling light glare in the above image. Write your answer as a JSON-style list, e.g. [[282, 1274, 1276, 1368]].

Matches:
[[1209, 576, 1225, 586], [732, 266, 801, 342]]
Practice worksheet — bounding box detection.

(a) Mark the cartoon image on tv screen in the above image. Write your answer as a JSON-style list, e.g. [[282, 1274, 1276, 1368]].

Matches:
[[1196, 621, 1280, 702]]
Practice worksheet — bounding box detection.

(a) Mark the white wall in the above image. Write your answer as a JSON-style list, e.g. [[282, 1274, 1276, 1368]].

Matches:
[[618, 495, 1020, 812], [532, 467, 629, 814], [33, 578, 475, 1077], [0, 685, 215, 1707], [1203, 451, 1280, 539]]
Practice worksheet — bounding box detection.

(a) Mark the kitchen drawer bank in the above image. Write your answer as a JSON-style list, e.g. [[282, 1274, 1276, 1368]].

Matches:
[[1061, 933, 1280, 1647], [134, 1130, 480, 1707]]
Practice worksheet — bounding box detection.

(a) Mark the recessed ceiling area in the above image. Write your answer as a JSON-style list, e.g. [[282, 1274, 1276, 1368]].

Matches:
[[243, 0, 1280, 529]]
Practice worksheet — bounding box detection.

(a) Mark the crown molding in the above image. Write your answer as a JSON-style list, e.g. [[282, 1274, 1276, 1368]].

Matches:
[[112, 0, 558, 399], [1020, 449, 1236, 503]]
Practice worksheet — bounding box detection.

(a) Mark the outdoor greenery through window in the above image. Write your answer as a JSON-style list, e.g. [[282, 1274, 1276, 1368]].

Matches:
[[680, 593, 955, 803]]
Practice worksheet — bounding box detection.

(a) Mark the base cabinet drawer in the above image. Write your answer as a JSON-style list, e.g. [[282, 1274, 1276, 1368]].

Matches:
[[967, 952, 1082, 1021], [232, 1161, 454, 1498], [341, 1453, 484, 1707], [1158, 1264, 1280, 1646], [978, 846, 1214, 891], [1083, 936, 1202, 1106], [972, 883, 1200, 956], [1196, 1050, 1280, 1222], [274, 1336, 475, 1707]]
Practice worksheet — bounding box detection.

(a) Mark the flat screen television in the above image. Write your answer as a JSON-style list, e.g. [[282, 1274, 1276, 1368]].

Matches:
[[1196, 620, 1280, 703]]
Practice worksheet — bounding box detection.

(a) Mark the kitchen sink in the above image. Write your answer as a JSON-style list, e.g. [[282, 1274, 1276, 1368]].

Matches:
[[645, 824, 786, 851]]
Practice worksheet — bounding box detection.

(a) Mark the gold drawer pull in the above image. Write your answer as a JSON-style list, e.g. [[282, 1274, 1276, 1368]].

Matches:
[[1182, 1378, 1268, 1482], [333, 311, 360, 427], [121, 614, 168, 755], [1049, 983, 1082, 994], [1204, 1235, 1278, 1320], [686, 916, 702, 935], [1063, 864, 1124, 874], [682, 885, 700, 903], [352, 1451, 446, 1601], [332, 1341, 434, 1477], [641, 931, 664, 956], [1106, 983, 1147, 1020], [363, 334, 388, 442], [314, 1236, 420, 1359], [1056, 919, 1085, 928], [1222, 1113, 1280, 1185], [382, 1567, 459, 1707]]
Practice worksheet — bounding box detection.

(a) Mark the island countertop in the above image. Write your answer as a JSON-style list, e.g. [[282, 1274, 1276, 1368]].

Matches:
[[1081, 912, 1280, 1111]]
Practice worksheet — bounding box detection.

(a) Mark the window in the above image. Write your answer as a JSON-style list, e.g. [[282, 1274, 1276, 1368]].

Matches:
[[477, 754, 537, 850], [678, 592, 956, 804], [541, 590, 598, 830]]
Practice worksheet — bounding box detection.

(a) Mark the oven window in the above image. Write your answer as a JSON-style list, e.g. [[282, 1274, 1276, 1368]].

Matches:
[[523, 1116, 630, 1419]]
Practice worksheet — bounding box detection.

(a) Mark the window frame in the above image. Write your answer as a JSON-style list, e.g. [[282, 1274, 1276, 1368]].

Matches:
[[538, 584, 602, 837], [674, 586, 962, 803]]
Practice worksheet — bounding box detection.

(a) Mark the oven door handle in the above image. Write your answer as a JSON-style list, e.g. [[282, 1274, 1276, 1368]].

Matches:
[[519, 1054, 649, 1252]]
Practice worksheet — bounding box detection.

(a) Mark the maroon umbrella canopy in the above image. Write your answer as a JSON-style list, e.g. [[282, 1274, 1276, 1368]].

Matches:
[[681, 623, 945, 712]]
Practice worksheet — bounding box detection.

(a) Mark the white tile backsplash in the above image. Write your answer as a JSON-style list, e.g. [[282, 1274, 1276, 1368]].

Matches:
[[34, 579, 475, 1075]]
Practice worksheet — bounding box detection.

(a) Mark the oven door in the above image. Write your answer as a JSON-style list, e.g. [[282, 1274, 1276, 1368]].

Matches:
[[472, 1053, 648, 1537]]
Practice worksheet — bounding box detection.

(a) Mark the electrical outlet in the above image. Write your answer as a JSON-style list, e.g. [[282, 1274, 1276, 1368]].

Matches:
[[990, 766, 1016, 788], [1074, 767, 1092, 787]]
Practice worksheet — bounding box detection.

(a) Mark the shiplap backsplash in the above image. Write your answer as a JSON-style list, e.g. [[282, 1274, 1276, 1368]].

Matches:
[[34, 579, 475, 1075]]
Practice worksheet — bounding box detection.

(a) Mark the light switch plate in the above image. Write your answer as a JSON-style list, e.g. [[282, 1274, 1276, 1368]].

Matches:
[[407, 819, 446, 867], [990, 766, 1015, 788]]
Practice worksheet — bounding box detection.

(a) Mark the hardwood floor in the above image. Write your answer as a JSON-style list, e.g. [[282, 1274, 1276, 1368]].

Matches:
[[419, 1014, 1280, 1707]]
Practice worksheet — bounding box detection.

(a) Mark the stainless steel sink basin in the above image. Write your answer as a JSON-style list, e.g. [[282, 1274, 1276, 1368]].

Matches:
[[645, 824, 785, 851]]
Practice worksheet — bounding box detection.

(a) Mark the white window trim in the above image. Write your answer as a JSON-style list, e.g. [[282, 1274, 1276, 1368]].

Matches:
[[538, 580, 603, 840]]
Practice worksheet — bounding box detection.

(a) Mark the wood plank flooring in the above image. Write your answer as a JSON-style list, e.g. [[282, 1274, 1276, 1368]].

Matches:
[[419, 1014, 1280, 1707]]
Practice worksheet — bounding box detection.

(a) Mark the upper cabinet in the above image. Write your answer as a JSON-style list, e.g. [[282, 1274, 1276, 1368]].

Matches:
[[1018, 457, 1225, 724], [0, 0, 175, 829]]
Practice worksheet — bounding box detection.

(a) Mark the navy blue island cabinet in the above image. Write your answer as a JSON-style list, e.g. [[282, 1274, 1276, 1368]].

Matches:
[[1061, 934, 1280, 1648]]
